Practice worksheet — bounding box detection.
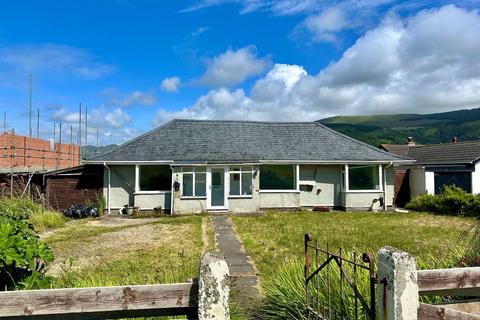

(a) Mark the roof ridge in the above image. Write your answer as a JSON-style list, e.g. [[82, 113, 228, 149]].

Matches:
[[173, 118, 316, 124], [313, 122, 410, 160], [410, 140, 480, 149]]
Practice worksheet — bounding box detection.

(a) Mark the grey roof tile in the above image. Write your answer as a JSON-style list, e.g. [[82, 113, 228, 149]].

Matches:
[[86, 119, 408, 163]]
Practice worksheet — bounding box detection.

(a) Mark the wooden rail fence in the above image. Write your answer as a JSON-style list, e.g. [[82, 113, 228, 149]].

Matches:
[[418, 267, 480, 320], [0, 252, 230, 320]]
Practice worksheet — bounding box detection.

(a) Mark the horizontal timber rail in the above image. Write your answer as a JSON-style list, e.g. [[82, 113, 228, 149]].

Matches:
[[0, 283, 198, 320], [418, 267, 480, 297], [0, 252, 230, 320]]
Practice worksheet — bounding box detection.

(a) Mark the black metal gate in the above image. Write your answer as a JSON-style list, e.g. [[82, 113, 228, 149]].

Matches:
[[304, 234, 376, 319]]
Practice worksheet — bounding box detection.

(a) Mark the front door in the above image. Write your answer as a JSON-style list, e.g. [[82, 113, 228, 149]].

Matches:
[[208, 167, 227, 209]]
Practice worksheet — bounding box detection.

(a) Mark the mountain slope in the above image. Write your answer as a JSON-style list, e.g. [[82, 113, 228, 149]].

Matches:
[[319, 108, 480, 146]]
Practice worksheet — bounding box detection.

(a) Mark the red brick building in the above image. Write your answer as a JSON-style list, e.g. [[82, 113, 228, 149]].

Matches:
[[0, 133, 80, 173]]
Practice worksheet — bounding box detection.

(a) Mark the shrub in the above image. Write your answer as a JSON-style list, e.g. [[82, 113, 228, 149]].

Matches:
[[0, 197, 43, 220], [406, 186, 480, 217], [0, 214, 54, 290]]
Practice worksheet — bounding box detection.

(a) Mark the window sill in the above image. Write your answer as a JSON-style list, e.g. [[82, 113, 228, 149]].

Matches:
[[341, 190, 383, 193], [228, 195, 253, 199], [134, 191, 171, 195], [259, 190, 300, 194], [180, 196, 207, 200]]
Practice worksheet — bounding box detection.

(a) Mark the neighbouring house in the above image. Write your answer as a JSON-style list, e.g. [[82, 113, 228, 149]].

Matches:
[[380, 138, 480, 205], [84, 119, 411, 214]]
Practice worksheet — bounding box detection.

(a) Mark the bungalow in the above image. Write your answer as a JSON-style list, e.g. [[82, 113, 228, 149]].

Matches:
[[84, 119, 411, 214], [381, 138, 480, 201]]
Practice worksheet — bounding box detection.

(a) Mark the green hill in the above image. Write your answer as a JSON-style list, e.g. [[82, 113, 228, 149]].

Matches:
[[319, 108, 480, 146]]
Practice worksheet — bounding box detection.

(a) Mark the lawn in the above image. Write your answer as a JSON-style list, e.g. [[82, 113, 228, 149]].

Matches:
[[44, 214, 215, 288], [232, 210, 475, 282]]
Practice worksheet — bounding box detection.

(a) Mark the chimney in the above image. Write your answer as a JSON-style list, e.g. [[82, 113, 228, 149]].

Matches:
[[406, 136, 415, 146], [452, 136, 458, 144]]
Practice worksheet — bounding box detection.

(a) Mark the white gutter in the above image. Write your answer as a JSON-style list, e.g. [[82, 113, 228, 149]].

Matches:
[[103, 162, 111, 215]]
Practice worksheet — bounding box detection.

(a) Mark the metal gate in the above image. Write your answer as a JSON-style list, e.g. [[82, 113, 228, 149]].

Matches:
[[304, 234, 376, 319]]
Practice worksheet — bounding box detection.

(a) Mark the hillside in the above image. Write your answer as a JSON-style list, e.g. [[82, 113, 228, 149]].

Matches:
[[319, 108, 480, 146]]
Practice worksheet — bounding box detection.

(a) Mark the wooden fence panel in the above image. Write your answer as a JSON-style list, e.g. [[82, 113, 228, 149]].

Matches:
[[0, 283, 198, 320], [418, 303, 480, 320], [418, 267, 480, 296]]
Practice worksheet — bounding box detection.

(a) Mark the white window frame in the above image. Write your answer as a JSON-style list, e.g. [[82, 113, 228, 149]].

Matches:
[[228, 166, 254, 198], [134, 164, 172, 194], [181, 167, 207, 198], [259, 164, 300, 193], [343, 164, 383, 193]]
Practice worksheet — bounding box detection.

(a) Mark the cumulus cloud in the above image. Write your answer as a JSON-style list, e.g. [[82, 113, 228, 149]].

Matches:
[[53, 107, 131, 128], [197, 46, 270, 87], [160, 76, 181, 92], [112, 91, 157, 107], [157, 5, 480, 123], [304, 7, 348, 42], [0, 44, 115, 79]]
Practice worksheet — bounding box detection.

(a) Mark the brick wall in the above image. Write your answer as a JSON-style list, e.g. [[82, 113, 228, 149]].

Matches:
[[0, 133, 80, 172]]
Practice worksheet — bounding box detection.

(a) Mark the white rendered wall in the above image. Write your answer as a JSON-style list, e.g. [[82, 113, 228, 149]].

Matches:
[[425, 171, 435, 195], [472, 162, 480, 194]]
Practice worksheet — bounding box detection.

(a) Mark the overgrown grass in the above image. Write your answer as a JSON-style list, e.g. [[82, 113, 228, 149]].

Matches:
[[232, 211, 473, 276], [47, 215, 204, 288], [232, 211, 474, 319], [29, 211, 67, 232]]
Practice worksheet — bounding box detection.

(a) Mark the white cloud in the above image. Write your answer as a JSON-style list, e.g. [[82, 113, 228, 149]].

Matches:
[[53, 106, 131, 128], [0, 44, 115, 79], [160, 76, 181, 92], [197, 46, 269, 86], [112, 91, 157, 107], [157, 5, 480, 123], [304, 7, 349, 42], [102, 108, 132, 127]]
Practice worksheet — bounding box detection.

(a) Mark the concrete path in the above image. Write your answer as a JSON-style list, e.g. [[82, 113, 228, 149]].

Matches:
[[211, 215, 260, 313]]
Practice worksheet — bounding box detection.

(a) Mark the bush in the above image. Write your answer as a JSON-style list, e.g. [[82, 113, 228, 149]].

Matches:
[[0, 197, 43, 220], [406, 186, 480, 217], [0, 213, 54, 290]]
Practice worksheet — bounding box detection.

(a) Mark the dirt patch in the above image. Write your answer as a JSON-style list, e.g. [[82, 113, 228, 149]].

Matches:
[[47, 222, 190, 276], [86, 216, 159, 227]]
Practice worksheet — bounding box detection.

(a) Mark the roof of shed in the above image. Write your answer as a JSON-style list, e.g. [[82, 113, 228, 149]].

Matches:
[[86, 119, 409, 163]]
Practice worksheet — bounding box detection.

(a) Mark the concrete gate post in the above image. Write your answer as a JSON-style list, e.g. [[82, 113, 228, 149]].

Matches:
[[198, 252, 230, 320], [377, 246, 419, 320]]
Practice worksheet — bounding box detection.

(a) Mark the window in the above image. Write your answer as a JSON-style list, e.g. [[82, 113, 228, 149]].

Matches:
[[348, 165, 380, 190], [182, 167, 206, 197], [260, 165, 296, 190], [229, 167, 253, 196], [139, 165, 172, 191]]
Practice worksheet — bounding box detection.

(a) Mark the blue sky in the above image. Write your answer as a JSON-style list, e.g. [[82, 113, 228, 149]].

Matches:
[[1, 0, 480, 145]]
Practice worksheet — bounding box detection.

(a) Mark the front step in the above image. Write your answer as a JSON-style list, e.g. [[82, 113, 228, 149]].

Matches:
[[207, 209, 229, 215]]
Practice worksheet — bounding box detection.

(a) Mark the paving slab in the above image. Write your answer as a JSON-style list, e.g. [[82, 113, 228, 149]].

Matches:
[[211, 215, 260, 314]]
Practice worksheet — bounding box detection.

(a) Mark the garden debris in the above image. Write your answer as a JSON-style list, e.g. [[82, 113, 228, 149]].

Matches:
[[63, 204, 99, 219]]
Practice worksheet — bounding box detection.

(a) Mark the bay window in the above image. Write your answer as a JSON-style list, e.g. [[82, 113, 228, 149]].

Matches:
[[229, 166, 253, 196], [260, 165, 296, 190], [182, 167, 206, 197]]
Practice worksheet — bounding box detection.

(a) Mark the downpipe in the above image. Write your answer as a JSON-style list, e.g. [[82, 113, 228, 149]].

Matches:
[[103, 162, 111, 215]]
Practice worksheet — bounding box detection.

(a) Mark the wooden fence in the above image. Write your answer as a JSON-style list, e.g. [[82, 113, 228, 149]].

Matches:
[[418, 267, 480, 320], [0, 252, 230, 320], [378, 247, 480, 320]]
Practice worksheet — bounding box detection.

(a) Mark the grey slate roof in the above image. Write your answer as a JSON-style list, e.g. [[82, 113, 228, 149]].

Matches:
[[86, 119, 409, 163], [406, 141, 480, 165]]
